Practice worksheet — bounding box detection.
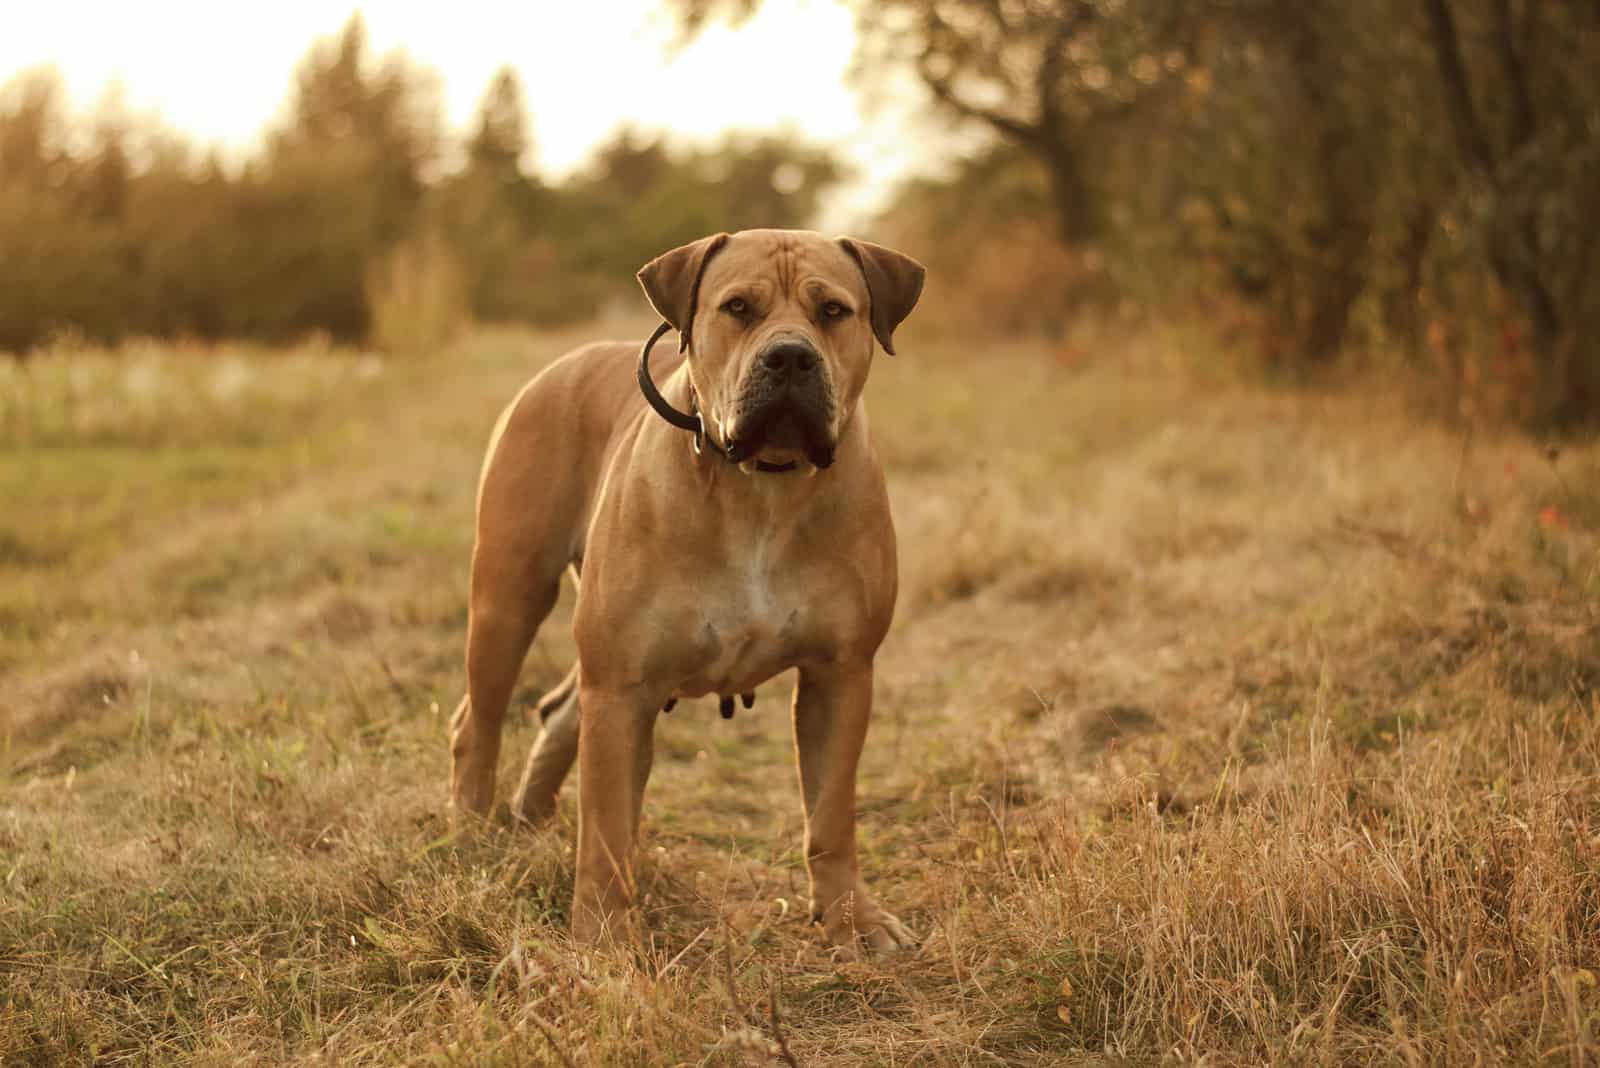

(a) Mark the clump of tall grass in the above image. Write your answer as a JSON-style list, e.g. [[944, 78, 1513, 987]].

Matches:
[[364, 233, 471, 358]]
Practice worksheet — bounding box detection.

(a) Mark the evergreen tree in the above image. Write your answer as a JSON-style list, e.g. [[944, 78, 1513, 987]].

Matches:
[[468, 67, 531, 180], [0, 68, 67, 189]]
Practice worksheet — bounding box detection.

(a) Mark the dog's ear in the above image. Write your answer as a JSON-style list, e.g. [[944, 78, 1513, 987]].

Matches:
[[837, 237, 926, 356], [637, 232, 730, 352]]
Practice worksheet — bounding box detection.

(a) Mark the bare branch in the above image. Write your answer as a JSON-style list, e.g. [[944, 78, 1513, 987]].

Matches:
[[1034, 4, 1092, 139], [1421, 0, 1498, 176], [916, 46, 1043, 144], [767, 974, 803, 1068], [1490, 0, 1537, 151]]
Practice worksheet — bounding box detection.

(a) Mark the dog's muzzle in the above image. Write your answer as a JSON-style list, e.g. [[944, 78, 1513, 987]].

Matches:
[[725, 339, 836, 468]]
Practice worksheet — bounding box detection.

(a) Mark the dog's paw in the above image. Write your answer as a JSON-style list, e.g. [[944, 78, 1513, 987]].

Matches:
[[508, 786, 559, 827], [814, 886, 918, 958], [849, 910, 917, 958]]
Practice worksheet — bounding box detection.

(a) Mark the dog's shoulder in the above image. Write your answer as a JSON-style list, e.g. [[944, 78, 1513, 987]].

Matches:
[[515, 338, 661, 441]]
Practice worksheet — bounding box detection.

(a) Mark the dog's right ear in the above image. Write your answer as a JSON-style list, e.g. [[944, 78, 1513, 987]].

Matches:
[[637, 233, 730, 352]]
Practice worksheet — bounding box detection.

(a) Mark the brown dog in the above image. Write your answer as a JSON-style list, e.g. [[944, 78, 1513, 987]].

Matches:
[[447, 228, 924, 953]]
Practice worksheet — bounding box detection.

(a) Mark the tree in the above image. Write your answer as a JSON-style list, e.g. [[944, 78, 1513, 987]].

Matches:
[[0, 69, 129, 351], [667, 0, 1185, 246], [468, 67, 532, 179], [543, 128, 844, 308], [1420, 0, 1600, 421], [878, 0, 1187, 245], [257, 14, 445, 340], [660, 0, 760, 42], [1155, 0, 1399, 364], [82, 91, 132, 222], [271, 13, 441, 241], [436, 68, 546, 322], [0, 68, 68, 190]]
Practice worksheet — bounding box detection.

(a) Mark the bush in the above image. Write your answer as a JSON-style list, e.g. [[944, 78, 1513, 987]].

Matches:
[[364, 233, 470, 356]]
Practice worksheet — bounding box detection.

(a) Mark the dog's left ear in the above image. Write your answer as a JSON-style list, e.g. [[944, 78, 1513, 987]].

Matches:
[[837, 237, 926, 356], [637, 232, 730, 352]]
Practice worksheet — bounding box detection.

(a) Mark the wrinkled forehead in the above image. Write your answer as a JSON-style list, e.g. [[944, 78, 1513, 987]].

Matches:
[[699, 231, 867, 305]]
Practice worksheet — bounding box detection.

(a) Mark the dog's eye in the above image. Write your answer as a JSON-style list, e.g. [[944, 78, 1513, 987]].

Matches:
[[721, 297, 748, 316], [821, 301, 850, 320]]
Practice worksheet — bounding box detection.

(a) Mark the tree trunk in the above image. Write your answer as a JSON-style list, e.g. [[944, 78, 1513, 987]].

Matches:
[[1043, 140, 1096, 244], [1384, 200, 1435, 347], [1270, 2, 1376, 363], [1302, 255, 1368, 365], [1422, 0, 1578, 420]]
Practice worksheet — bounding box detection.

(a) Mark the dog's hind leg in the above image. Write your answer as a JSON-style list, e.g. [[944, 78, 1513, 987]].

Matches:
[[449, 569, 560, 816], [449, 370, 592, 818], [510, 661, 581, 824]]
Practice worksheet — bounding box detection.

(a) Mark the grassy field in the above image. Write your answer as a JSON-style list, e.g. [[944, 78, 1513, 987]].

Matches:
[[3, 324, 1598, 1066]]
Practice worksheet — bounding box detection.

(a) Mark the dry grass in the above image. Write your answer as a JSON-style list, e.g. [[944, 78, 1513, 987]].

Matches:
[[2, 322, 1597, 1065]]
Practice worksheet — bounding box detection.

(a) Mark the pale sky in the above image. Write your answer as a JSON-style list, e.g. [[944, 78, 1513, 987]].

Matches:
[[1, 0, 933, 224]]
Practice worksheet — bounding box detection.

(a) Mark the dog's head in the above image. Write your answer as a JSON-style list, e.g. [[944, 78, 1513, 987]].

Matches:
[[638, 228, 924, 469]]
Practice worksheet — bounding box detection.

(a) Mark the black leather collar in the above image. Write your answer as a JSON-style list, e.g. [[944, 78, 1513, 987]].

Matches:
[[636, 321, 799, 473]]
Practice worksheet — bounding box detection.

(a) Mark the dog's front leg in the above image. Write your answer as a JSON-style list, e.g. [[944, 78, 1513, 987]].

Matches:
[[571, 685, 658, 945], [793, 661, 915, 956]]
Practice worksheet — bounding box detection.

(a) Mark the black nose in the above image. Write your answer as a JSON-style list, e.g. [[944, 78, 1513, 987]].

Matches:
[[760, 341, 818, 378]]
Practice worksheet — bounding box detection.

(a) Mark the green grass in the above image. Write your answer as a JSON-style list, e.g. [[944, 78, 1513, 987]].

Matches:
[[3, 322, 1599, 1065]]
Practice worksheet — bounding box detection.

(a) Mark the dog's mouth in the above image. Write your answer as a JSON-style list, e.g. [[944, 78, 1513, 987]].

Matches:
[[723, 391, 836, 469]]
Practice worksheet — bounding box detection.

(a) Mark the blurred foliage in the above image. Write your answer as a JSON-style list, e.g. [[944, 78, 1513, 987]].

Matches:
[[873, 145, 1110, 339], [4, 4, 1597, 424], [365, 232, 470, 357], [0, 15, 842, 355], [676, 0, 1599, 425]]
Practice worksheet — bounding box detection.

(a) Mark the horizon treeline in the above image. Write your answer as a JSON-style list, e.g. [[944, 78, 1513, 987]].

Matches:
[[5, 4, 1599, 425], [0, 16, 841, 356]]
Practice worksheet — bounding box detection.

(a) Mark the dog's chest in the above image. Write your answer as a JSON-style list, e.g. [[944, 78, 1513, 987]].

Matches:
[[667, 539, 817, 698]]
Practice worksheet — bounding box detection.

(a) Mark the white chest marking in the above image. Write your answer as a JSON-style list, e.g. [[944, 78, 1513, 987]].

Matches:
[[746, 533, 775, 618], [681, 533, 803, 696]]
